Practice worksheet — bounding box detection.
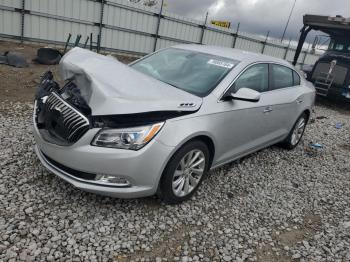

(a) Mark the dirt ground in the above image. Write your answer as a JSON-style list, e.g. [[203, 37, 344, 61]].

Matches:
[[0, 40, 138, 103], [0, 40, 56, 102]]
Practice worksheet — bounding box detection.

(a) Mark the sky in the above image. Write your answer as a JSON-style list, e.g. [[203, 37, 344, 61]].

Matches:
[[160, 0, 350, 44]]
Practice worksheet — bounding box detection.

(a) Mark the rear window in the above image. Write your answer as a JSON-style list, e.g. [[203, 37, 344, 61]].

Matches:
[[131, 48, 239, 97]]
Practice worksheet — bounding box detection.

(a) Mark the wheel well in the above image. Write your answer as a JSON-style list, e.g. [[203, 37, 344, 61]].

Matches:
[[186, 135, 215, 168], [303, 109, 311, 121], [157, 135, 216, 194]]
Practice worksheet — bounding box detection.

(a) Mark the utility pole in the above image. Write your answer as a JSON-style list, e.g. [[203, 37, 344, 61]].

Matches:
[[153, 0, 164, 51], [232, 22, 240, 48], [281, 0, 297, 42], [261, 31, 270, 54], [200, 12, 208, 44]]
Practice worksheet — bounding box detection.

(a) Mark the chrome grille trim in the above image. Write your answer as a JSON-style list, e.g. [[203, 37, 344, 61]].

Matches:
[[44, 92, 90, 143]]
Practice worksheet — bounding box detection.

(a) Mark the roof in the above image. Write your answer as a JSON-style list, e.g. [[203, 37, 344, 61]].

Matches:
[[303, 14, 350, 38], [173, 44, 291, 67]]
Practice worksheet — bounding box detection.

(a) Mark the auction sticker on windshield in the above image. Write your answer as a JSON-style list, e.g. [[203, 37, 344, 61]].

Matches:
[[207, 59, 234, 69]]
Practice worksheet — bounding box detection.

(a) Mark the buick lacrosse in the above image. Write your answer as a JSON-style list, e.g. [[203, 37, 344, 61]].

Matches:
[[33, 45, 315, 203]]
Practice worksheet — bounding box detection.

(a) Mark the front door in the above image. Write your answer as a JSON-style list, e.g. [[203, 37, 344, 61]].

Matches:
[[213, 63, 276, 165]]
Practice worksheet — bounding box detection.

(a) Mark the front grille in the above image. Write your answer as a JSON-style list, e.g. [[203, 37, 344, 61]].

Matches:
[[43, 92, 90, 143]]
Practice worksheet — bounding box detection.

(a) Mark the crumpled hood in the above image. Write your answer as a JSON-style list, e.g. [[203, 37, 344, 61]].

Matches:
[[59, 48, 202, 116]]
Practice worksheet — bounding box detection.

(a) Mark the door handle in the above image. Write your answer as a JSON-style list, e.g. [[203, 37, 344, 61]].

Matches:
[[296, 99, 303, 104], [263, 106, 273, 113]]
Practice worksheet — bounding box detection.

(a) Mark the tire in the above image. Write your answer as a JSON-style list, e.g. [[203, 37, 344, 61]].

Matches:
[[281, 112, 308, 150], [157, 140, 210, 204], [36, 48, 62, 65]]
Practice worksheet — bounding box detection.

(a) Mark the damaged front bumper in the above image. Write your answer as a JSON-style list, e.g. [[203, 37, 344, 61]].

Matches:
[[32, 80, 175, 198], [33, 114, 174, 198], [34, 146, 155, 198]]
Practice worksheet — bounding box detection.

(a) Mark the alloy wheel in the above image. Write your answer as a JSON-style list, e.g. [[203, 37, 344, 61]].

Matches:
[[172, 149, 206, 197], [291, 117, 306, 146]]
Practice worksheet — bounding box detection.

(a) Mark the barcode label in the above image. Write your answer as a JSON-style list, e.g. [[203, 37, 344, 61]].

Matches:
[[207, 59, 234, 69]]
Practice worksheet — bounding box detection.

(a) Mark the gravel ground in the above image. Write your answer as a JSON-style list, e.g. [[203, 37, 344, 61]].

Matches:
[[1, 100, 350, 262]]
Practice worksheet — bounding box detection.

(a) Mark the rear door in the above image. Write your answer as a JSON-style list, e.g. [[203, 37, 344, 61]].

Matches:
[[263, 64, 304, 139]]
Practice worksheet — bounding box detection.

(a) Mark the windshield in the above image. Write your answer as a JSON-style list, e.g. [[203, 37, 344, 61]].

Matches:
[[130, 48, 239, 97], [328, 39, 350, 53]]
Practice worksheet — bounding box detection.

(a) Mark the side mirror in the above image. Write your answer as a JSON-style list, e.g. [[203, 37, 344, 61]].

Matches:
[[223, 87, 261, 102]]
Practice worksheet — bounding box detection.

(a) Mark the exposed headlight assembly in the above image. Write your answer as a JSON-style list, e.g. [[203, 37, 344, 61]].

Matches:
[[91, 122, 164, 150]]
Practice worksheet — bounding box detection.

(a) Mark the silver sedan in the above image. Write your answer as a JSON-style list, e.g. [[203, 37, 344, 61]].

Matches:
[[33, 45, 315, 203]]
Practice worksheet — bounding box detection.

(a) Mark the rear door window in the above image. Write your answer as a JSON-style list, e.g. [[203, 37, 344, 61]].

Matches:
[[293, 71, 301, 86], [270, 64, 293, 90]]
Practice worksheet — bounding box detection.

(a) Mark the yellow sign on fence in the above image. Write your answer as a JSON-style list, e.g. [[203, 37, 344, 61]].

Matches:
[[210, 20, 231, 29]]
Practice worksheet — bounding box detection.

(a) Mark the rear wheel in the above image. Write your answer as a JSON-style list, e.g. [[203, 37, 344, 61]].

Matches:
[[281, 112, 308, 149], [158, 140, 210, 204]]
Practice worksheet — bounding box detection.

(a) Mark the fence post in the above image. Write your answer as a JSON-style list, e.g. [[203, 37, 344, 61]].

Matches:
[[302, 43, 311, 66], [97, 0, 105, 53], [283, 38, 291, 60], [232, 22, 240, 48], [153, 0, 164, 52], [261, 31, 269, 54], [20, 0, 25, 43], [199, 12, 208, 44]]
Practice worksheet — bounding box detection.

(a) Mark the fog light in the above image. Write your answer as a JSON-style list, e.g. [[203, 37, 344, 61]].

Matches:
[[95, 174, 130, 187]]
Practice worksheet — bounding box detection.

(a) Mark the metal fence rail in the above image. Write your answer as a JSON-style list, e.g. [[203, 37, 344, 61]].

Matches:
[[0, 0, 320, 65]]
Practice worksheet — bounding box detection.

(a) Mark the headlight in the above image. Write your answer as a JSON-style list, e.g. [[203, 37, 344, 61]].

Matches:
[[91, 122, 164, 150]]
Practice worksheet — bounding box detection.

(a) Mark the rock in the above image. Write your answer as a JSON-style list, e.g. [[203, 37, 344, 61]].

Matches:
[[292, 253, 301, 259], [25, 207, 33, 214], [19, 250, 27, 260], [181, 257, 189, 262], [6, 249, 17, 259], [302, 240, 310, 250], [343, 221, 350, 229]]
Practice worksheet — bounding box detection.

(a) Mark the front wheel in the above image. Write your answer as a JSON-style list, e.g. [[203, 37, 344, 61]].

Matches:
[[281, 112, 308, 149], [157, 140, 210, 204]]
